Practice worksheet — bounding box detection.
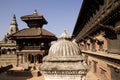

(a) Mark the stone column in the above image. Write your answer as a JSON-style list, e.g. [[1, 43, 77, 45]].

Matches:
[[32, 54, 36, 65], [21, 54, 23, 64], [26, 54, 29, 63], [23, 54, 28, 63], [29, 54, 32, 63], [16, 52, 19, 66], [22, 54, 25, 64]]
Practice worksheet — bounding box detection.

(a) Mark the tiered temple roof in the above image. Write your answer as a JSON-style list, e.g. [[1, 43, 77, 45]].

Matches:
[[9, 10, 57, 41]]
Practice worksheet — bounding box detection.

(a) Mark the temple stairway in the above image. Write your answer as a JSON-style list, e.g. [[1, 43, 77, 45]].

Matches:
[[0, 54, 17, 66]]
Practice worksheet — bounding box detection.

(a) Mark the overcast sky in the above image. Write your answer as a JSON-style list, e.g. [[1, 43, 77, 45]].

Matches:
[[0, 0, 82, 40]]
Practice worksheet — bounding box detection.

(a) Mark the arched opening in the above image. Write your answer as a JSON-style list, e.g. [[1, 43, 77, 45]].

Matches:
[[28, 54, 43, 63], [36, 54, 43, 63], [12, 48, 16, 54], [2, 49, 7, 55], [7, 48, 11, 54]]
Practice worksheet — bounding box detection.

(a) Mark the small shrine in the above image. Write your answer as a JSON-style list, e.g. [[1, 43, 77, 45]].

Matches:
[[41, 30, 88, 80]]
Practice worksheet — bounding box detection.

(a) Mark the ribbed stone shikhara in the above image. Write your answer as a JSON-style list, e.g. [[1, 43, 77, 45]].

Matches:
[[41, 30, 88, 80]]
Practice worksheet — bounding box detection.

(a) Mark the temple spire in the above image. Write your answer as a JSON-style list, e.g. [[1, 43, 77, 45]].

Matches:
[[11, 14, 17, 25], [8, 14, 19, 35]]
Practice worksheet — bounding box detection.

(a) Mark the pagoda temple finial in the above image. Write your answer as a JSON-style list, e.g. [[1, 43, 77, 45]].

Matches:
[[33, 9, 38, 15], [21, 10, 48, 28]]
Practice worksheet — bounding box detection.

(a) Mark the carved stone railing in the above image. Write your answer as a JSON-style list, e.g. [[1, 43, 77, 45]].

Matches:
[[42, 70, 88, 75]]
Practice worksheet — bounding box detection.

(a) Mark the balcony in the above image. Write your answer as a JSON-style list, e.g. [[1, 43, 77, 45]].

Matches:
[[17, 46, 49, 50]]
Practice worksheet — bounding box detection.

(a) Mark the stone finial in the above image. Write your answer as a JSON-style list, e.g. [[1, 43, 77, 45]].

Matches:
[[59, 29, 70, 39]]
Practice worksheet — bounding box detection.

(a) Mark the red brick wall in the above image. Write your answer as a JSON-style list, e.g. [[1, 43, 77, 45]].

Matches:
[[88, 56, 111, 80]]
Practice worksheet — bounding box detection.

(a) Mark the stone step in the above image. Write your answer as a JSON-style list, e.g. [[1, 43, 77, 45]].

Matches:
[[0, 55, 17, 66], [0, 59, 17, 63], [0, 58, 17, 60], [0, 61, 17, 63], [0, 62, 16, 64], [0, 55, 17, 58]]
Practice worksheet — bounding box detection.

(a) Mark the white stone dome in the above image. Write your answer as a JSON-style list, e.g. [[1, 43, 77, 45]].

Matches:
[[49, 30, 81, 57], [49, 39, 81, 56]]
